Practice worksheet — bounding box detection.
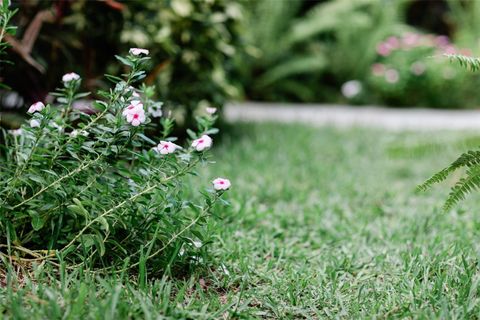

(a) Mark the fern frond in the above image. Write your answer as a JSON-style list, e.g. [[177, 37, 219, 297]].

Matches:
[[445, 54, 480, 72], [417, 150, 480, 191], [443, 166, 480, 211]]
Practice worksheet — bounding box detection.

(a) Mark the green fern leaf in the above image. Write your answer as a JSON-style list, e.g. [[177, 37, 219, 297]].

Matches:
[[443, 166, 480, 211], [417, 150, 480, 192], [445, 54, 480, 72]]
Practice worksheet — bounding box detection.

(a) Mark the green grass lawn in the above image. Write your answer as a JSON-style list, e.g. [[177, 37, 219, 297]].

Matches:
[[3, 122, 480, 319]]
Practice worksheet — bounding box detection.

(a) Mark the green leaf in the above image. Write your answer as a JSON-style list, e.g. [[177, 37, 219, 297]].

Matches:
[[68, 198, 89, 218], [137, 133, 156, 145], [29, 212, 45, 231], [186, 129, 197, 139], [115, 55, 134, 67], [96, 216, 109, 232], [93, 232, 106, 257]]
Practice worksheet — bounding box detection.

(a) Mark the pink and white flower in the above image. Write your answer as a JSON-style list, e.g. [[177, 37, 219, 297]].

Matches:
[[206, 107, 217, 114], [28, 101, 45, 114], [129, 48, 149, 56], [212, 178, 231, 191], [376, 43, 391, 57], [385, 69, 400, 84], [125, 110, 146, 126], [30, 119, 41, 128], [154, 141, 180, 155], [122, 101, 143, 116], [123, 101, 146, 126], [192, 135, 212, 151], [62, 72, 80, 82]]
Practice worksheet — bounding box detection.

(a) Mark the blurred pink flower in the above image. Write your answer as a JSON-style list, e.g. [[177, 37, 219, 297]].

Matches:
[[62, 72, 80, 82], [371, 63, 386, 76], [213, 178, 231, 191], [435, 35, 450, 47], [129, 48, 149, 56], [192, 135, 212, 151], [154, 141, 180, 155], [443, 45, 457, 55], [122, 101, 143, 117], [28, 101, 45, 114], [30, 119, 41, 128], [402, 32, 420, 47], [410, 62, 426, 76], [206, 107, 217, 114], [385, 69, 399, 84], [386, 36, 400, 49], [377, 43, 391, 56]]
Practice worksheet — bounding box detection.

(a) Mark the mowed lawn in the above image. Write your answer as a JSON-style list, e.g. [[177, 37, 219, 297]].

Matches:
[[3, 122, 480, 319]]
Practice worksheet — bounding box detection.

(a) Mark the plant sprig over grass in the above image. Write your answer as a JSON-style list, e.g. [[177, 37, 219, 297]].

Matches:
[[0, 48, 231, 273], [444, 53, 480, 71], [418, 53, 480, 210]]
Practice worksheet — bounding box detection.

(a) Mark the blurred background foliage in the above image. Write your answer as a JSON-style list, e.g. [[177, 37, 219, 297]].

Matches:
[[238, 0, 480, 108], [2, 0, 480, 131], [1, 0, 243, 129]]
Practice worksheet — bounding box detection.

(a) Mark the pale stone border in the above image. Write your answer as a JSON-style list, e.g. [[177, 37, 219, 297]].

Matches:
[[224, 102, 480, 131]]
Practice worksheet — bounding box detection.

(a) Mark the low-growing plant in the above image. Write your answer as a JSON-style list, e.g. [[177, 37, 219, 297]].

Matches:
[[0, 48, 230, 273]]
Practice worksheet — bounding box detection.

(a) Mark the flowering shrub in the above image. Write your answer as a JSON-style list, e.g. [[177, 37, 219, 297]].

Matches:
[[0, 50, 230, 272], [367, 32, 480, 108]]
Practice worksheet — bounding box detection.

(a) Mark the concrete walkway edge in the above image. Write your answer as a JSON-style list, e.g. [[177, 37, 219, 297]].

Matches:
[[224, 102, 480, 131]]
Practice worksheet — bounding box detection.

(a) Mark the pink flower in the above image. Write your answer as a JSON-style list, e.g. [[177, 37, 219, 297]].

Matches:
[[30, 119, 41, 128], [443, 45, 457, 55], [386, 36, 400, 50], [122, 101, 143, 117], [410, 62, 426, 76], [154, 141, 180, 155], [129, 48, 149, 56], [385, 69, 399, 84], [123, 101, 146, 126], [125, 110, 146, 126], [27, 101, 45, 114], [212, 178, 231, 191], [371, 63, 385, 76], [435, 35, 450, 47], [206, 107, 217, 114], [62, 72, 80, 82], [402, 32, 420, 47], [376, 43, 391, 57], [192, 135, 213, 151]]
